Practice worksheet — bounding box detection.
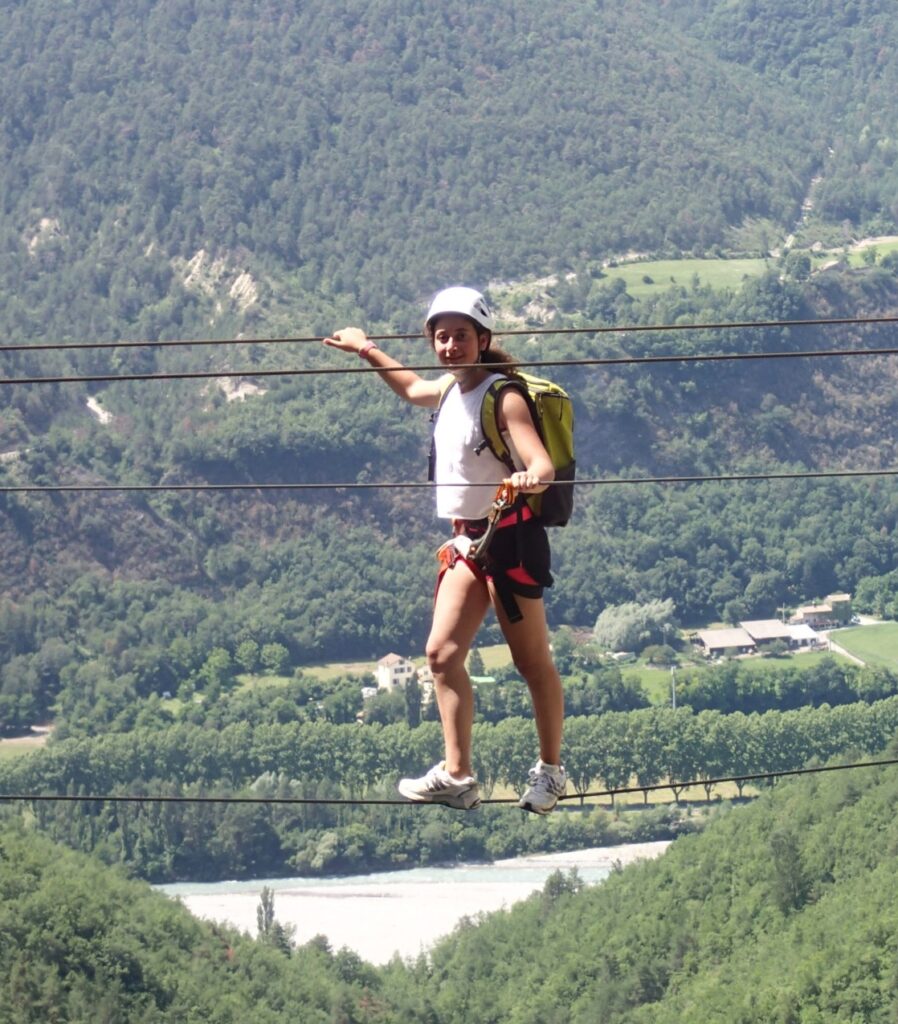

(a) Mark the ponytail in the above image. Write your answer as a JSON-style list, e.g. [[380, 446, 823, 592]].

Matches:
[[480, 342, 517, 371]]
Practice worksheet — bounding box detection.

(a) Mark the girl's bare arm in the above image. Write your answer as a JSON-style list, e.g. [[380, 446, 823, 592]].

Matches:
[[497, 388, 555, 493], [323, 327, 441, 408]]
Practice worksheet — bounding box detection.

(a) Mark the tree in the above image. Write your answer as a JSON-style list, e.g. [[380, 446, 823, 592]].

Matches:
[[769, 828, 810, 914], [782, 250, 811, 280], [235, 639, 260, 673], [404, 674, 422, 728], [594, 599, 677, 653], [468, 649, 486, 676], [643, 644, 677, 667], [261, 643, 290, 676], [197, 648, 234, 691], [564, 717, 605, 804], [550, 627, 578, 673], [362, 689, 405, 725]]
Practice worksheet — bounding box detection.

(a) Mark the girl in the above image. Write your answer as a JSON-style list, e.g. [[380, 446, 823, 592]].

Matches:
[[325, 287, 566, 813]]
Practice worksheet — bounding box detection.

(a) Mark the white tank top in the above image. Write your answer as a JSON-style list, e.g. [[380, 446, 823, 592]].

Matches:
[[433, 373, 523, 520]]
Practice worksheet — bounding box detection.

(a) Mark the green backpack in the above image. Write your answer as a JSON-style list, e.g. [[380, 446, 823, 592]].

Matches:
[[432, 370, 576, 526]]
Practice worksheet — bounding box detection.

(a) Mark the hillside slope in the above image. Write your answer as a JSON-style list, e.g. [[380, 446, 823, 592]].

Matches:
[[0, 821, 382, 1021], [0, 0, 826, 338], [4, 752, 898, 1020], [5, 1, 898, 724], [388, 756, 898, 1022]]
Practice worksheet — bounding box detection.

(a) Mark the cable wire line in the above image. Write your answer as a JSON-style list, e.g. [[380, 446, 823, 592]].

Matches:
[[4, 466, 898, 494], [3, 756, 896, 807], [5, 343, 898, 386], [2, 313, 898, 353]]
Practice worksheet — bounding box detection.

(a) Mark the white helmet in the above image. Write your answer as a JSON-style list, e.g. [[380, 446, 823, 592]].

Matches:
[[425, 286, 493, 333]]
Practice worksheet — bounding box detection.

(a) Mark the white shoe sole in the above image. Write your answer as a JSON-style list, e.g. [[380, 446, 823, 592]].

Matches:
[[518, 798, 557, 815], [397, 779, 481, 810]]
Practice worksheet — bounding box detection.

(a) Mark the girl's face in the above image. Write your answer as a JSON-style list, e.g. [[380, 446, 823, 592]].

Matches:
[[431, 314, 489, 370]]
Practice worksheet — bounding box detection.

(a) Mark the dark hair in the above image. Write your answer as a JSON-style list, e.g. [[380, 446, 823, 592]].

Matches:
[[479, 342, 517, 369]]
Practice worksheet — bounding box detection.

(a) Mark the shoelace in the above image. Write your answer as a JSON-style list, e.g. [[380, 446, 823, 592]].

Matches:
[[425, 768, 450, 792], [529, 769, 564, 795], [425, 767, 471, 793]]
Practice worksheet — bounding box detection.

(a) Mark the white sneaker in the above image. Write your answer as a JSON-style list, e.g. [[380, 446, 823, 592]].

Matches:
[[519, 760, 567, 814], [398, 762, 481, 810]]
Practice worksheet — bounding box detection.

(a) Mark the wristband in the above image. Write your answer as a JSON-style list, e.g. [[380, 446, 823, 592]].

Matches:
[[358, 342, 378, 359]]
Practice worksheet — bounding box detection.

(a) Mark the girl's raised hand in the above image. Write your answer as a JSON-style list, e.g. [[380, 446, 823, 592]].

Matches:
[[323, 327, 368, 354]]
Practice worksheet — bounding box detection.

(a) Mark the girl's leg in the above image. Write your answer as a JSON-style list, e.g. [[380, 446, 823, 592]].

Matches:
[[426, 563, 491, 778], [491, 589, 564, 765]]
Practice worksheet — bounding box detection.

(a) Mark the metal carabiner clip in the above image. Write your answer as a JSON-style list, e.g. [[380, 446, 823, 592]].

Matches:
[[468, 481, 517, 567]]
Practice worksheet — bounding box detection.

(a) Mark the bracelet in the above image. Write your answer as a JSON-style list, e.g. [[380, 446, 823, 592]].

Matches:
[[358, 342, 378, 359]]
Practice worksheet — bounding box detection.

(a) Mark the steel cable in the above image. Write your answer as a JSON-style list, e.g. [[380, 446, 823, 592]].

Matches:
[[3, 756, 895, 807], [1, 313, 897, 354], [5, 343, 898, 386], [3, 467, 898, 494]]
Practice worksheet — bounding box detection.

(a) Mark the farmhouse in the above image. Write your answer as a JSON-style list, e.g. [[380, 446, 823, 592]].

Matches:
[[375, 653, 416, 691], [696, 627, 756, 657], [740, 619, 792, 646], [793, 603, 833, 627], [696, 618, 822, 657], [793, 592, 852, 628], [784, 623, 819, 648]]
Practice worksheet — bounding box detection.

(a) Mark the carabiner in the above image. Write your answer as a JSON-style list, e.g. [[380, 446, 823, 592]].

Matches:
[[468, 481, 518, 566]]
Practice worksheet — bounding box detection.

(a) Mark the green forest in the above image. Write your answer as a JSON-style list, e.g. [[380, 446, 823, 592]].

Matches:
[[4, 754, 898, 1021], [4, 0, 898, 1016]]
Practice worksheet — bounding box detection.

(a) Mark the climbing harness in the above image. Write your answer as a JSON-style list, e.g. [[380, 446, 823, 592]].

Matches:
[[436, 481, 518, 573], [436, 482, 537, 623]]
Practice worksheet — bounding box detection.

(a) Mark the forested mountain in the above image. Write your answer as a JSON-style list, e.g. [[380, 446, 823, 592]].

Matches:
[[0, 0, 825, 338], [5, 6, 898, 1013], [0, 821, 387, 1021], [4, 753, 898, 1021], [4, 0, 897, 346], [4, 0, 898, 727], [385, 753, 898, 1023]]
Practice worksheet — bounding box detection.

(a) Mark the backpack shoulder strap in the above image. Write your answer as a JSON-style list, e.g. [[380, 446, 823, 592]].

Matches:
[[436, 373, 456, 404], [479, 375, 531, 473], [428, 374, 459, 482]]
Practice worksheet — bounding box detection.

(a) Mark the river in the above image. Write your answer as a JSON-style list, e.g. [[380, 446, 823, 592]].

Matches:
[[157, 841, 670, 964]]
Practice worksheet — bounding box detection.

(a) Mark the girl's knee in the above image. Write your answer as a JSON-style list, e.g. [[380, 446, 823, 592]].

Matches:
[[426, 639, 465, 678], [514, 654, 555, 685]]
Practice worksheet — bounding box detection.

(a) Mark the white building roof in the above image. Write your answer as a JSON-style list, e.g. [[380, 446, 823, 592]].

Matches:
[[740, 619, 792, 641], [697, 627, 756, 650], [377, 652, 408, 667], [786, 623, 818, 642]]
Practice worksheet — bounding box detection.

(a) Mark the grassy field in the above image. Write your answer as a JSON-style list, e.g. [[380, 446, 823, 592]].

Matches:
[[294, 662, 374, 683], [830, 622, 898, 669], [579, 238, 898, 303], [627, 665, 679, 703], [0, 730, 50, 762], [601, 257, 769, 298], [468, 643, 849, 703], [823, 237, 898, 269], [626, 649, 844, 703], [472, 643, 514, 672]]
